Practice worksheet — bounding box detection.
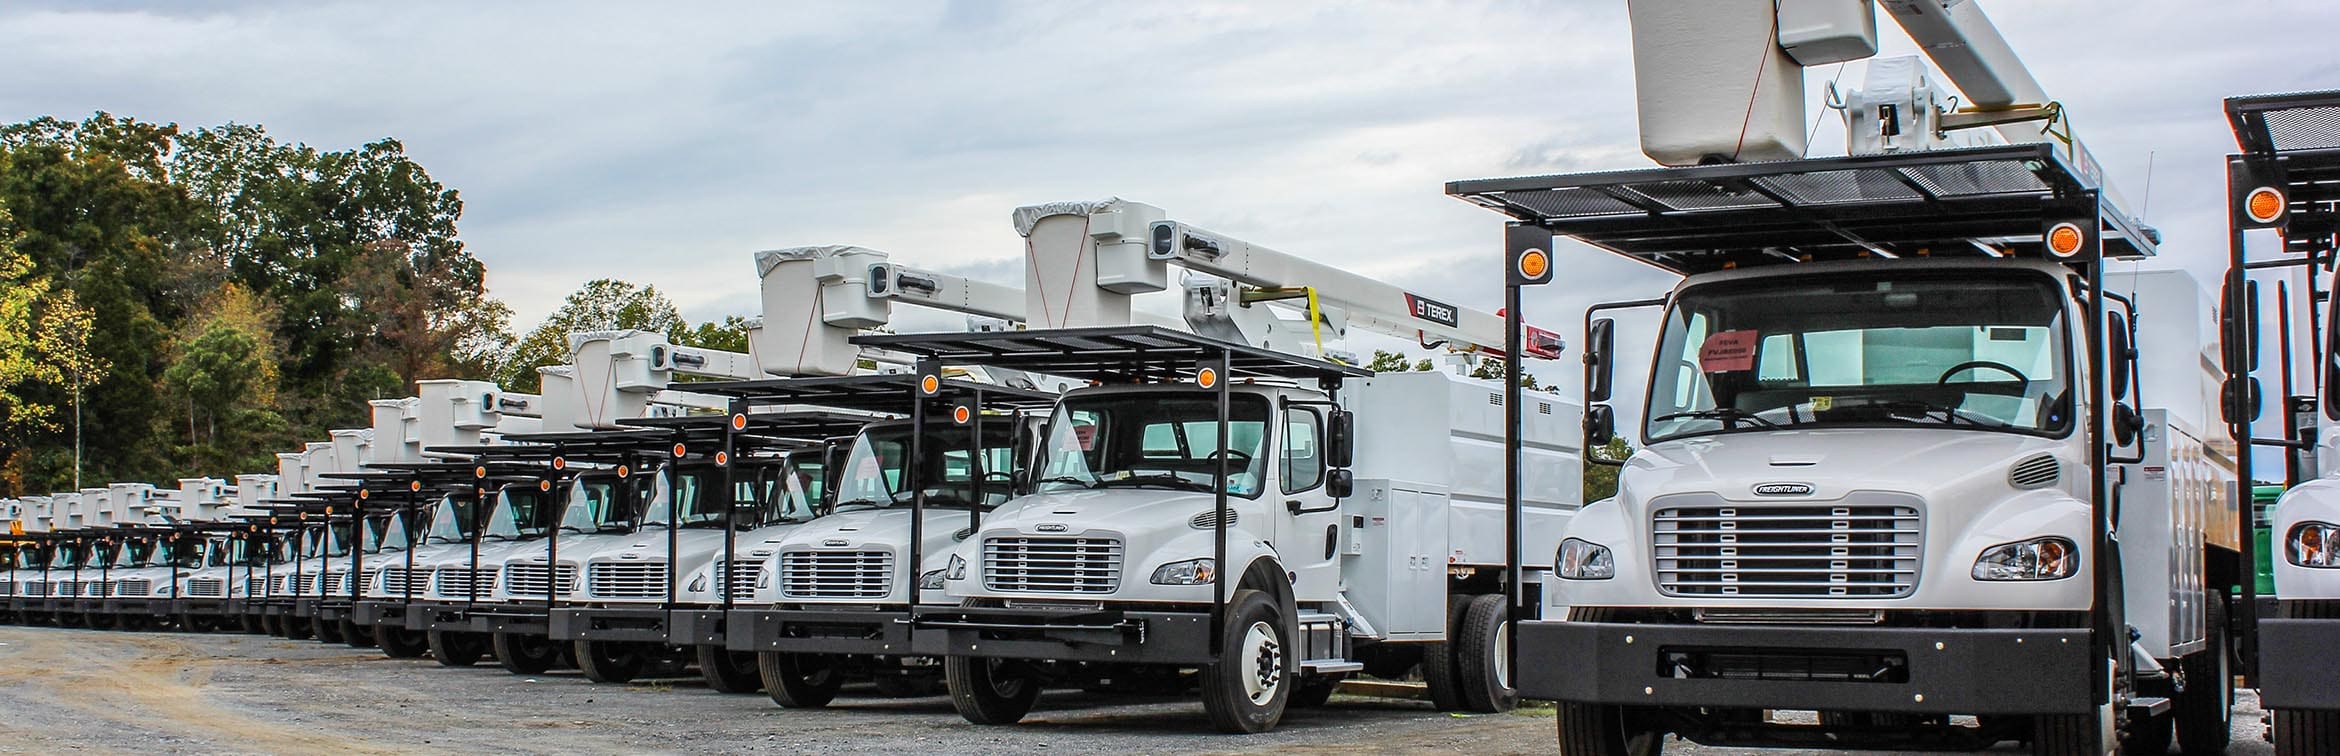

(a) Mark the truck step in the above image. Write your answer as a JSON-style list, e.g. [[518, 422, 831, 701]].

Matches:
[[1302, 659, 1364, 675], [2126, 696, 2172, 718]]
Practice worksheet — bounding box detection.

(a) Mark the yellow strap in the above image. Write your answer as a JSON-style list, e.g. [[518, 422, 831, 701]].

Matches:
[[1304, 287, 1345, 365]]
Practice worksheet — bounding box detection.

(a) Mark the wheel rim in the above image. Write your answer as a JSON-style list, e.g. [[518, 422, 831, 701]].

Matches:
[[1238, 620, 1283, 705], [983, 659, 1023, 697], [1494, 620, 1512, 690]]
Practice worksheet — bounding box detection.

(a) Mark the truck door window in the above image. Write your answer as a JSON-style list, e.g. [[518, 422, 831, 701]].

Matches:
[[1282, 406, 1325, 494]]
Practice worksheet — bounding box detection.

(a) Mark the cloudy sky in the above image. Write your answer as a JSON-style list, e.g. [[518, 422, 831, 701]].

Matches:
[[7, 0, 2338, 421]]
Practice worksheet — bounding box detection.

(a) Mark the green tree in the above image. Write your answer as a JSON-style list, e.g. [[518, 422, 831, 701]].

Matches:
[[1366, 349, 1435, 373], [677, 315, 756, 354], [1583, 436, 1635, 503], [497, 279, 685, 392], [1468, 356, 1545, 390]]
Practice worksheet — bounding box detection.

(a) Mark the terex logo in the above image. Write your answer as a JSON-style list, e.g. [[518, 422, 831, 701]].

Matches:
[[1035, 523, 1069, 533], [1753, 483, 1814, 496], [1403, 293, 1460, 328]]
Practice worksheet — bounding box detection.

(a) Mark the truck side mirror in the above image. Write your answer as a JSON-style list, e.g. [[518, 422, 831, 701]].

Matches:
[[1587, 318, 1616, 402], [1586, 404, 1616, 449], [1326, 410, 1355, 469], [1326, 468, 1353, 499], [2113, 403, 2143, 446], [2224, 376, 2263, 424], [2105, 312, 2135, 398], [2221, 280, 2259, 373]]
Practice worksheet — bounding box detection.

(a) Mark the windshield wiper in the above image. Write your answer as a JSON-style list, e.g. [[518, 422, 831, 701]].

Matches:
[[1652, 408, 1782, 430], [480, 533, 514, 542], [831, 498, 890, 510], [1034, 476, 1099, 489], [1093, 474, 1214, 492], [1858, 399, 2010, 429]]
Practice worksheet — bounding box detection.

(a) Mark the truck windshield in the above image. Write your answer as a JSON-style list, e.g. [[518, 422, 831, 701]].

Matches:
[[483, 485, 557, 541], [639, 466, 730, 529], [113, 541, 146, 568], [557, 475, 649, 534], [323, 521, 353, 558], [1646, 271, 2072, 443], [1034, 393, 1271, 499], [424, 495, 479, 545], [167, 540, 205, 569], [833, 424, 1018, 512], [50, 543, 84, 569], [374, 513, 411, 553]]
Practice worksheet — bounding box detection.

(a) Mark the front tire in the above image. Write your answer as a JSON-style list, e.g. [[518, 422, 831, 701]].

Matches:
[[375, 625, 429, 659], [574, 640, 647, 684], [340, 619, 374, 648], [697, 645, 762, 694], [760, 651, 844, 708], [311, 615, 345, 644], [1198, 588, 1294, 734], [1558, 701, 1665, 756], [2032, 703, 2115, 756], [427, 630, 484, 667], [2273, 599, 2340, 756], [282, 614, 313, 640], [945, 654, 1040, 725], [493, 632, 559, 675]]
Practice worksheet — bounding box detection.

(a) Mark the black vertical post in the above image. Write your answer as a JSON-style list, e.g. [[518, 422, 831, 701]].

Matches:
[[2084, 191, 2115, 708], [970, 389, 986, 549], [1211, 350, 1231, 654], [721, 401, 742, 619], [908, 366, 932, 614], [404, 484, 419, 606], [1501, 221, 1553, 683], [549, 447, 567, 618], [665, 431, 683, 625], [2229, 218, 2260, 684]]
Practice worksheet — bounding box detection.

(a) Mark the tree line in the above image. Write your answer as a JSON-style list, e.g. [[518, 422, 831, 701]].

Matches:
[[0, 113, 746, 496]]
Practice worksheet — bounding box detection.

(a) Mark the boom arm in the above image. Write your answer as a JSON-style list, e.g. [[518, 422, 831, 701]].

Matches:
[[754, 245, 1028, 378]]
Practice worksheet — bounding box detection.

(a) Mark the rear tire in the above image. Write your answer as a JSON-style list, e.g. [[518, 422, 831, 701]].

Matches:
[[2032, 704, 2114, 756], [493, 632, 559, 675], [1455, 593, 1519, 713], [2171, 596, 2229, 755], [375, 626, 429, 658], [697, 645, 762, 694], [1290, 674, 1341, 708], [945, 654, 1041, 725], [574, 640, 646, 683], [1198, 588, 1293, 734], [759, 651, 843, 708], [427, 630, 484, 667], [1423, 594, 1472, 711], [2121, 714, 2171, 755]]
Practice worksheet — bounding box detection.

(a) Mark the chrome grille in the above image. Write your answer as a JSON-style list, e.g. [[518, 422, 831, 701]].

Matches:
[[247, 576, 268, 596], [187, 578, 226, 598], [53, 580, 76, 597], [983, 536, 1122, 593], [115, 578, 152, 597], [24, 580, 45, 597], [715, 558, 767, 599], [1654, 498, 1921, 598], [378, 567, 428, 595], [322, 571, 348, 595], [504, 563, 578, 597], [297, 573, 321, 594], [432, 567, 497, 597], [587, 562, 669, 598], [85, 580, 111, 597], [778, 551, 889, 599]]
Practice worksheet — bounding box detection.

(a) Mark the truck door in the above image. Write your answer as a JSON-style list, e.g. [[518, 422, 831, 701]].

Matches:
[[1278, 403, 1341, 600]]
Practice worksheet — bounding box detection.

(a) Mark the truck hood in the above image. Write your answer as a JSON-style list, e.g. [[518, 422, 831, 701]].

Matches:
[[1626, 428, 2070, 503]]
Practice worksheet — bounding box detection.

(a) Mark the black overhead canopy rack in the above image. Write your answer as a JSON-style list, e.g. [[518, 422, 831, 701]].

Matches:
[[852, 325, 1370, 384], [1445, 142, 2155, 275], [683, 373, 1058, 411], [616, 409, 883, 445], [2228, 89, 2340, 254]]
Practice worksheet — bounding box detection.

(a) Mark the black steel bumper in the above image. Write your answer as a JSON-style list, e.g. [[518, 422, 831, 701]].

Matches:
[[2258, 616, 2340, 711], [101, 598, 168, 617], [1516, 620, 2097, 715], [550, 606, 674, 643], [293, 597, 322, 619], [174, 598, 230, 617], [909, 606, 1213, 664], [414, 601, 481, 632], [352, 599, 411, 627], [469, 604, 554, 635], [729, 607, 941, 656]]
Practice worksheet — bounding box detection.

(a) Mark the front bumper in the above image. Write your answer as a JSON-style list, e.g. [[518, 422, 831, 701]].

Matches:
[[173, 598, 230, 617], [550, 605, 675, 643], [910, 605, 1212, 664], [100, 598, 169, 617], [2258, 614, 2340, 711], [1516, 619, 2096, 715], [352, 599, 413, 627], [729, 606, 940, 656], [468, 603, 555, 635]]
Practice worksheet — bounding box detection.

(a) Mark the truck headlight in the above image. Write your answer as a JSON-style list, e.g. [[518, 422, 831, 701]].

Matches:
[[1557, 538, 1614, 580], [1972, 537, 2078, 581], [1150, 558, 1216, 585], [2290, 521, 2340, 568], [687, 573, 707, 593], [946, 553, 966, 581], [917, 569, 947, 590]]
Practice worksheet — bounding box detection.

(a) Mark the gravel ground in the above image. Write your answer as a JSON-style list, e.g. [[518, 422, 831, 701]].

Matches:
[[0, 625, 2277, 755]]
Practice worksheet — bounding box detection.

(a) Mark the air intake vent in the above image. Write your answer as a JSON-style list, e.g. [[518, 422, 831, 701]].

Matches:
[[1190, 509, 1238, 529], [2009, 454, 2060, 489], [953, 526, 975, 542]]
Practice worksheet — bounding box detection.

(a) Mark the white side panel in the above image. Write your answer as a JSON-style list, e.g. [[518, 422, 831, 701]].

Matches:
[[2118, 410, 2231, 658], [1346, 371, 1581, 568], [1339, 479, 1449, 640], [1627, 0, 1808, 166]]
